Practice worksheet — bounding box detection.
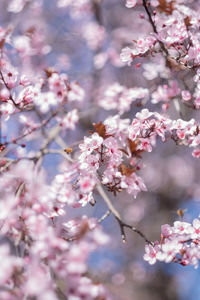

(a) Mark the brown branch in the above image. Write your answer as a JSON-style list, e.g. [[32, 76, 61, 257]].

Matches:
[[98, 210, 111, 223], [5, 111, 57, 146], [96, 184, 153, 245], [117, 219, 153, 245], [142, 0, 158, 34], [92, 0, 103, 25], [96, 184, 121, 219], [0, 70, 20, 109], [142, 0, 169, 56]]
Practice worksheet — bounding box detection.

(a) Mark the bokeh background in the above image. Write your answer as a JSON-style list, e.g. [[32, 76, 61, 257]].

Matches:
[[1, 0, 200, 299]]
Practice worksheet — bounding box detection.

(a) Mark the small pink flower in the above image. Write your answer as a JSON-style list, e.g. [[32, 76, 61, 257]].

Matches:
[[192, 149, 200, 158], [79, 176, 96, 194], [177, 129, 185, 140], [59, 109, 79, 130], [68, 82, 85, 102], [191, 219, 200, 238], [161, 224, 173, 238], [120, 47, 135, 65], [125, 0, 137, 8], [182, 90, 191, 101], [173, 221, 192, 234], [136, 109, 153, 120], [144, 243, 160, 265]]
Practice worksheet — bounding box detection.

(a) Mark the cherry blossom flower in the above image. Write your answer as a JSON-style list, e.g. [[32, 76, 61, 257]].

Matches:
[[68, 82, 85, 102], [99, 83, 149, 114], [192, 149, 200, 158], [58, 109, 79, 130], [7, 0, 29, 13], [0, 244, 23, 286], [190, 219, 200, 239], [79, 133, 103, 156], [120, 47, 135, 65], [0, 101, 15, 120], [3, 0, 200, 297], [82, 22, 106, 50], [79, 176, 97, 194], [121, 37, 156, 65], [144, 243, 160, 265], [182, 90, 191, 101], [145, 219, 200, 268], [126, 0, 137, 8], [13, 36, 33, 57], [161, 224, 173, 238], [34, 92, 58, 113]]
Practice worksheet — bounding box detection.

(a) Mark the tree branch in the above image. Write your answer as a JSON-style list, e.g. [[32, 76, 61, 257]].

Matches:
[[96, 184, 153, 245], [142, 0, 168, 56]]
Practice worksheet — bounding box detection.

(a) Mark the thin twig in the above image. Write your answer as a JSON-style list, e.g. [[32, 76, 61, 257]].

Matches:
[[118, 220, 153, 245], [0, 70, 20, 109], [55, 135, 75, 163], [96, 184, 153, 245], [142, 0, 168, 56], [96, 184, 121, 220], [142, 0, 158, 34], [98, 210, 111, 223]]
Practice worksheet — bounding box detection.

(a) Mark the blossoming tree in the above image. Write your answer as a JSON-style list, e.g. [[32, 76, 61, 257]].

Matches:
[[1, 0, 200, 299]]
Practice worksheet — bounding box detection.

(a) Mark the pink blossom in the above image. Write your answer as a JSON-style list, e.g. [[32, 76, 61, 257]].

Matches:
[[136, 109, 153, 120], [173, 221, 192, 234], [34, 92, 58, 113], [177, 129, 185, 140], [120, 37, 156, 65], [79, 176, 97, 194], [68, 82, 85, 102], [144, 243, 160, 265], [3, 0, 200, 296], [137, 138, 152, 152], [82, 22, 105, 50], [7, 0, 29, 13], [0, 88, 9, 102], [190, 219, 200, 239], [104, 137, 123, 162], [161, 224, 173, 238], [182, 90, 191, 101], [0, 245, 23, 286], [125, 0, 137, 8], [13, 36, 33, 57], [0, 101, 15, 120], [192, 149, 200, 158], [157, 241, 181, 263], [59, 109, 79, 130], [120, 47, 135, 66], [79, 133, 103, 156]]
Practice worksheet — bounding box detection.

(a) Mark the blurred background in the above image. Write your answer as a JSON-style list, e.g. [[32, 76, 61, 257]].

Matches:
[[1, 0, 200, 299]]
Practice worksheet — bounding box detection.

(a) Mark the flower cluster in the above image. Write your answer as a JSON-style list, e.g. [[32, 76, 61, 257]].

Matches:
[[120, 37, 156, 65], [144, 218, 200, 268], [57, 0, 91, 18], [50, 108, 200, 211], [99, 83, 149, 114], [3, 0, 200, 298], [77, 120, 147, 199], [0, 159, 109, 299]]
